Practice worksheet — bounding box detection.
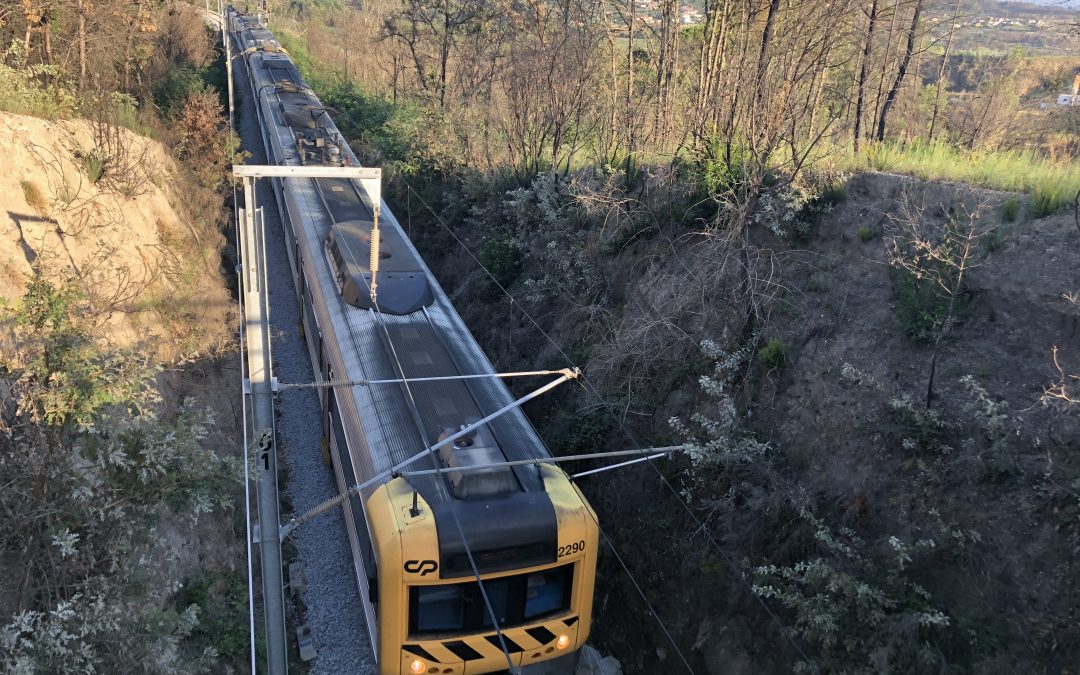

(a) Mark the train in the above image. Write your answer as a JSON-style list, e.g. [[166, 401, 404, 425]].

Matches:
[[227, 9, 599, 674]]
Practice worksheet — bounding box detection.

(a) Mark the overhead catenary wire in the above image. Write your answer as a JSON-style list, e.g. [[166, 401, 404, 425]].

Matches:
[[281, 447, 677, 539], [397, 176, 814, 666], [395, 178, 702, 670], [320, 177, 521, 674]]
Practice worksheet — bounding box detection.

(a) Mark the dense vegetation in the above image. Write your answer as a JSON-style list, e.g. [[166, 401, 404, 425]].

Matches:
[[271, 0, 1080, 672], [276, 0, 1078, 208], [0, 275, 238, 672], [0, 2, 246, 672]]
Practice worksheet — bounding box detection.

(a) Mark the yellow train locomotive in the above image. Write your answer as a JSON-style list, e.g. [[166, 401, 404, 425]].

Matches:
[[229, 9, 599, 674]]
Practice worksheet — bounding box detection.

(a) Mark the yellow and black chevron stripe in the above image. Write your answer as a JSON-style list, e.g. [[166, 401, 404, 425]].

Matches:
[[400, 616, 580, 674]]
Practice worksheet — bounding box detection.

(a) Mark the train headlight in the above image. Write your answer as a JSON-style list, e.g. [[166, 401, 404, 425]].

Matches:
[[409, 658, 426, 673], [556, 634, 571, 650]]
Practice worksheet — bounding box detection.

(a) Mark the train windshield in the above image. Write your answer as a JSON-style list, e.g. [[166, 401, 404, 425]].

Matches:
[[409, 564, 573, 637]]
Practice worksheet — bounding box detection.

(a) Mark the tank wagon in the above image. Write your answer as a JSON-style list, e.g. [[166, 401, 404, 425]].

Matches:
[[228, 10, 598, 674]]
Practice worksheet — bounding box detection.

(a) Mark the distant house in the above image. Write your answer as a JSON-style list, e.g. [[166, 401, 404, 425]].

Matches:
[[1056, 72, 1080, 107]]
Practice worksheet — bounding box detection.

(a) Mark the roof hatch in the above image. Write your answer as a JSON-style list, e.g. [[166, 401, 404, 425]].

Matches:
[[437, 420, 519, 499], [323, 219, 433, 315]]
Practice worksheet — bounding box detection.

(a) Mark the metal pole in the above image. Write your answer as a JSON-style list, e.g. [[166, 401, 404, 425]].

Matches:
[[235, 211, 259, 675], [275, 368, 571, 390], [400, 448, 680, 478], [224, 7, 235, 132], [571, 453, 669, 478], [242, 175, 288, 675]]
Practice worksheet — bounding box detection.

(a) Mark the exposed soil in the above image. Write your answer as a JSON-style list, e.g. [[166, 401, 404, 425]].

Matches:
[[411, 171, 1080, 674], [0, 111, 232, 360]]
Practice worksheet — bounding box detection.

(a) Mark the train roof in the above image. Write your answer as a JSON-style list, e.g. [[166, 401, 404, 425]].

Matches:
[[234, 14, 555, 508]]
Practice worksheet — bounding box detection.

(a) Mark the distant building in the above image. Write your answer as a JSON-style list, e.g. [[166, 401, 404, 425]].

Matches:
[[1055, 72, 1080, 107]]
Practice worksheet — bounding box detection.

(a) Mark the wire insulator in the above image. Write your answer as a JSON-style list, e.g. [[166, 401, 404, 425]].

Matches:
[[369, 212, 380, 303]]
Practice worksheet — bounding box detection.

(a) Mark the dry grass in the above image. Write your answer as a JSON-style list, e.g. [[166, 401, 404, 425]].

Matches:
[[838, 141, 1080, 216], [20, 180, 48, 215]]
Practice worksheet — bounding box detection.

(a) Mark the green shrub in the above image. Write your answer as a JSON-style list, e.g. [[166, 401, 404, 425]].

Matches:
[[1030, 188, 1064, 218], [758, 337, 791, 369], [80, 149, 108, 184], [857, 225, 876, 241], [478, 237, 522, 287], [546, 407, 613, 457], [1000, 197, 1019, 223], [0, 62, 79, 118], [153, 66, 209, 119], [174, 571, 258, 668], [700, 138, 749, 196], [984, 226, 1003, 253], [889, 267, 954, 344], [822, 184, 847, 206]]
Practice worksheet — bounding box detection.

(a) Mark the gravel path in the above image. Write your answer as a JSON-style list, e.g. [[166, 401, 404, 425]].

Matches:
[[233, 47, 375, 675]]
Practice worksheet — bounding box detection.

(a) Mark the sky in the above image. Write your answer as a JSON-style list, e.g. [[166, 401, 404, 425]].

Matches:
[[999, 0, 1080, 7]]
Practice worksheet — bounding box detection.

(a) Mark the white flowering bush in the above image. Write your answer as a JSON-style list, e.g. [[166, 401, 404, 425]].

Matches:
[[0, 591, 217, 674], [753, 182, 819, 239], [479, 173, 603, 304], [752, 507, 950, 674], [0, 274, 239, 673], [957, 375, 1022, 481], [669, 337, 769, 476], [840, 362, 877, 388], [959, 375, 1014, 452], [887, 393, 953, 454]]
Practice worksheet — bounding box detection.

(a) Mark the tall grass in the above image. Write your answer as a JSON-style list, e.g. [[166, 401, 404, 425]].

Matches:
[[840, 140, 1080, 215]]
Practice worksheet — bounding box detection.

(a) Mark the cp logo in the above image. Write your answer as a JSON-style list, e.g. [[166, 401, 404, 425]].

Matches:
[[403, 559, 439, 576]]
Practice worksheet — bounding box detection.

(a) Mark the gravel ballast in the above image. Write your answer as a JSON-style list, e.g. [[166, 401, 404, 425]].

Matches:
[[233, 46, 375, 675]]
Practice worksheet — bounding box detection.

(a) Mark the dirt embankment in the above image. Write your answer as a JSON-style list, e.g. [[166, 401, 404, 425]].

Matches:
[[0, 111, 233, 360], [597, 173, 1080, 674], [1, 109, 248, 666], [411, 168, 1080, 673]]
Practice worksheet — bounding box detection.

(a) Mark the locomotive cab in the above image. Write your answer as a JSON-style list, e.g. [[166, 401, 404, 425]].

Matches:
[[367, 465, 598, 675]]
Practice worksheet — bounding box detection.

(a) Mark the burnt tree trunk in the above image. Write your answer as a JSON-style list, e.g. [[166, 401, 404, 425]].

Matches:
[[853, 0, 879, 152], [877, 0, 923, 142]]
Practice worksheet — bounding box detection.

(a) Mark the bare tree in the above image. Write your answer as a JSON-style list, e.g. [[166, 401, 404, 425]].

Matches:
[[382, 0, 490, 107], [853, 0, 880, 152], [876, 0, 924, 142], [887, 194, 989, 408], [927, 0, 961, 142]]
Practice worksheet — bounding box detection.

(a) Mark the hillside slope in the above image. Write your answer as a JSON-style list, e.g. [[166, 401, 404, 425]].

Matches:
[[750, 173, 1080, 672], [0, 110, 248, 672], [405, 169, 1080, 673], [0, 111, 231, 358]]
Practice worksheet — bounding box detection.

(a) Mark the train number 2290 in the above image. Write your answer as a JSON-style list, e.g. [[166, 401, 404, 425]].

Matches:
[[558, 540, 585, 557]]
